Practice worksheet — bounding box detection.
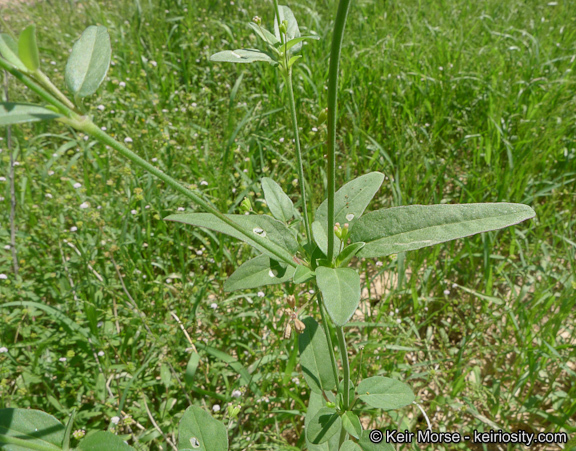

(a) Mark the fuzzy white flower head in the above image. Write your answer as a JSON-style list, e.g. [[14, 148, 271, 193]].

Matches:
[[150, 60, 157, 67], [111, 416, 120, 425], [119, 81, 126, 87], [73, 182, 82, 189], [131, 210, 137, 215], [46, 193, 53, 198], [200, 180, 208, 186], [178, 207, 185, 211], [443, 289, 450, 296], [257, 291, 265, 298], [70, 226, 78, 232], [0, 274, 7, 280], [0, 347, 8, 353], [124, 137, 133, 143], [98, 351, 105, 357], [231, 389, 242, 398], [59, 357, 67, 362], [79, 202, 89, 209], [210, 303, 218, 310], [212, 404, 221, 412], [0, 177, 6, 182], [97, 105, 105, 111]]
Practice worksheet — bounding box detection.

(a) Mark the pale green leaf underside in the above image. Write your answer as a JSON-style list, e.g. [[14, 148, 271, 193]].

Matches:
[[306, 393, 340, 451], [0, 408, 65, 450], [224, 254, 295, 291], [76, 431, 135, 450], [0, 33, 28, 71], [210, 49, 275, 64], [247, 23, 279, 45], [18, 25, 40, 71], [299, 317, 337, 394], [65, 25, 111, 97], [312, 220, 339, 258], [315, 267, 360, 326], [164, 213, 297, 262], [0, 102, 62, 126], [351, 203, 536, 258], [341, 440, 362, 451], [261, 177, 295, 223], [293, 265, 315, 284], [306, 407, 341, 445], [357, 376, 415, 410], [178, 406, 228, 451], [342, 412, 362, 440], [274, 6, 301, 51]]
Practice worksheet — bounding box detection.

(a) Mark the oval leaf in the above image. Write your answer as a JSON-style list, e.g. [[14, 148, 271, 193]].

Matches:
[[274, 6, 301, 50], [165, 213, 298, 262], [306, 393, 340, 451], [18, 25, 40, 71], [306, 407, 341, 445], [299, 317, 337, 394], [0, 33, 28, 71], [65, 26, 111, 97], [351, 203, 536, 258], [77, 431, 135, 450], [178, 406, 228, 451], [342, 412, 362, 439], [293, 264, 315, 284], [316, 267, 360, 326], [210, 49, 275, 64], [0, 102, 62, 126], [336, 242, 365, 268], [224, 254, 295, 291], [357, 376, 414, 410], [0, 408, 65, 450], [261, 177, 295, 223]]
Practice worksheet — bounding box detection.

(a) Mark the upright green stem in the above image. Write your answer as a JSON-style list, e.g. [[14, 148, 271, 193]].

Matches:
[[285, 70, 312, 244], [317, 294, 339, 387], [335, 326, 350, 410], [326, 0, 353, 262]]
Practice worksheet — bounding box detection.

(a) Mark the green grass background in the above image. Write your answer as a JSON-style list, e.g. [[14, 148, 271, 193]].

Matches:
[[1, 0, 575, 449]]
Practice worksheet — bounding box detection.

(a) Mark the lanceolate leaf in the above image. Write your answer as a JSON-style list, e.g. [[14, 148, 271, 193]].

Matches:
[[224, 254, 295, 291], [282, 35, 320, 54], [0, 102, 62, 126], [165, 213, 298, 262], [315, 172, 385, 228], [342, 412, 362, 439], [65, 26, 111, 97], [336, 242, 365, 267], [306, 407, 341, 445], [247, 23, 279, 45], [178, 406, 228, 451], [0, 33, 28, 71], [357, 376, 415, 410], [0, 408, 65, 450], [316, 267, 360, 326], [351, 203, 536, 258], [261, 177, 295, 223], [210, 49, 275, 64], [18, 25, 40, 71], [77, 431, 135, 450], [274, 6, 301, 51], [299, 317, 337, 394]]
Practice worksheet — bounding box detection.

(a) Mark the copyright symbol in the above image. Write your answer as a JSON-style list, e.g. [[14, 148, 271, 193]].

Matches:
[[369, 429, 383, 443]]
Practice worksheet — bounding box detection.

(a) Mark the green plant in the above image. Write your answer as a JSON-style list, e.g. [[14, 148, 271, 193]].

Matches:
[[0, 1, 536, 450]]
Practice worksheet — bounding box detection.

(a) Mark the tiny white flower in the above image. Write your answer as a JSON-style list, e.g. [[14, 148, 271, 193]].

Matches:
[[70, 226, 78, 232], [13, 162, 19, 166], [309, 289, 315, 295], [101, 126, 107, 131], [73, 182, 82, 189], [150, 60, 157, 67], [257, 291, 265, 298], [196, 250, 203, 256], [0, 177, 6, 182], [212, 404, 221, 412], [131, 210, 137, 215], [119, 82, 126, 87], [375, 261, 383, 267], [0, 347, 8, 353], [210, 303, 218, 310], [97, 351, 105, 356], [79, 202, 89, 209], [311, 127, 318, 132], [97, 105, 105, 111], [145, 205, 150, 209], [177, 207, 185, 211], [452, 283, 457, 288], [231, 389, 242, 398], [166, 278, 172, 284], [110, 416, 120, 425], [279, 137, 285, 143], [124, 137, 133, 143], [4, 245, 10, 250], [292, 377, 300, 385], [0, 274, 6, 280], [59, 357, 67, 362], [396, 318, 401, 324], [191, 102, 197, 108], [152, 158, 158, 162], [200, 180, 208, 186], [443, 289, 450, 295], [46, 193, 53, 198], [48, 171, 54, 176]]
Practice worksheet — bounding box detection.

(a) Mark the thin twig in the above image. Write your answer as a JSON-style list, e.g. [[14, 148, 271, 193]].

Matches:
[[143, 397, 177, 450]]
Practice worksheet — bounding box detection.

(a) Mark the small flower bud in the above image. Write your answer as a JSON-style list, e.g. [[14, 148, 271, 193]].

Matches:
[[252, 16, 261, 25]]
